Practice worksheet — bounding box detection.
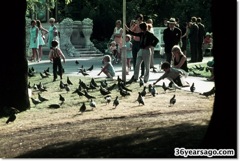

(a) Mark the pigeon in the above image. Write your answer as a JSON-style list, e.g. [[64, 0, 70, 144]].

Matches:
[[100, 80, 108, 88], [119, 87, 131, 97], [45, 67, 50, 73], [40, 72, 48, 79], [162, 82, 169, 93], [190, 82, 195, 93], [169, 94, 176, 106], [79, 69, 89, 76], [136, 92, 145, 105], [192, 71, 201, 76], [31, 97, 41, 106], [148, 84, 153, 93], [113, 96, 119, 108], [107, 83, 117, 91], [48, 104, 61, 109], [90, 99, 96, 110], [104, 95, 111, 105], [6, 107, 19, 124], [75, 60, 79, 65], [151, 85, 158, 97], [84, 90, 96, 100], [38, 93, 48, 102], [79, 102, 86, 113], [59, 81, 66, 89], [90, 78, 99, 87], [6, 114, 16, 124], [140, 86, 147, 97], [59, 94, 65, 104], [200, 87, 215, 98], [67, 76, 73, 85], [100, 86, 111, 96], [64, 84, 71, 93], [87, 65, 94, 71]]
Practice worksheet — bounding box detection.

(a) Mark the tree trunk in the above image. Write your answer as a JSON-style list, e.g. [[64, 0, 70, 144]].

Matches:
[[0, 0, 30, 112]]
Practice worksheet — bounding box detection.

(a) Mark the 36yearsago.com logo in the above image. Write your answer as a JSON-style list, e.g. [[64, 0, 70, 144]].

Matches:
[[174, 148, 235, 157]]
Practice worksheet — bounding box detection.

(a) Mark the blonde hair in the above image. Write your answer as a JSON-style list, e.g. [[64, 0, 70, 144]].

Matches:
[[116, 20, 122, 25], [104, 55, 112, 62], [49, 18, 55, 23], [172, 45, 184, 55]]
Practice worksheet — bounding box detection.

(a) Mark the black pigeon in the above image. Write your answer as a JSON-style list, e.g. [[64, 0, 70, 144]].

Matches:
[[140, 86, 147, 97], [6, 107, 19, 124], [75, 60, 79, 65], [119, 82, 132, 92], [90, 78, 99, 87], [136, 92, 145, 105], [169, 94, 176, 106], [190, 82, 195, 93], [31, 97, 41, 106], [113, 96, 119, 108], [200, 87, 215, 98], [84, 90, 96, 100], [79, 102, 86, 113], [40, 72, 48, 79], [162, 82, 169, 93], [43, 70, 51, 76], [107, 83, 117, 91], [48, 104, 61, 109], [87, 65, 94, 71], [38, 93, 48, 102], [60, 81, 66, 89], [151, 85, 158, 97], [104, 95, 111, 105], [59, 94, 65, 104], [45, 67, 50, 73], [6, 114, 16, 124], [125, 75, 135, 85], [119, 87, 131, 97], [148, 84, 153, 93], [192, 71, 201, 76], [64, 84, 71, 93], [100, 80, 108, 88], [79, 69, 89, 76], [67, 76, 73, 85], [100, 86, 111, 96], [89, 82, 97, 91]]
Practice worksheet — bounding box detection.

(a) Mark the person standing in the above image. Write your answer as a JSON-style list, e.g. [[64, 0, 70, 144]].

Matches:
[[125, 34, 133, 75], [36, 20, 48, 61], [48, 17, 59, 49], [147, 18, 157, 73], [197, 17, 206, 62], [188, 16, 199, 62], [126, 22, 159, 83], [112, 20, 123, 60], [49, 40, 66, 81], [130, 14, 145, 77], [29, 20, 39, 62], [163, 18, 182, 64]]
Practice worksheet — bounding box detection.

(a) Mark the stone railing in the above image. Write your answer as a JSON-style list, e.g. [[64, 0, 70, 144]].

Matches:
[[25, 17, 103, 57]]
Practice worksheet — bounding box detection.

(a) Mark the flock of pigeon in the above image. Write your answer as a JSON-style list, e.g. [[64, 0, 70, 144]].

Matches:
[[5, 61, 215, 124]]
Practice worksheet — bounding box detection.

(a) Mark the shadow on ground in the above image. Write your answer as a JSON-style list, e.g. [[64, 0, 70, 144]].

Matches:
[[16, 123, 208, 158]]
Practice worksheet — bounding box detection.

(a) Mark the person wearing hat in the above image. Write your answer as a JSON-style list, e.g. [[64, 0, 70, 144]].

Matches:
[[49, 40, 66, 81], [163, 17, 182, 64], [188, 16, 199, 62]]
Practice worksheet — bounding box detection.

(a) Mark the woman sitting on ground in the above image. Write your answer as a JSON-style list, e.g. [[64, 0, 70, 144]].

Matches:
[[171, 45, 188, 73]]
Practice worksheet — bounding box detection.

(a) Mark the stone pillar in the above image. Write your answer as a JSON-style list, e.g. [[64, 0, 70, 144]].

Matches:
[[81, 18, 94, 48], [59, 18, 78, 56]]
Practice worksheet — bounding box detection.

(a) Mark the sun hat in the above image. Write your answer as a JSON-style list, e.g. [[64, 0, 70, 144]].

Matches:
[[167, 18, 176, 24], [126, 34, 131, 40]]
